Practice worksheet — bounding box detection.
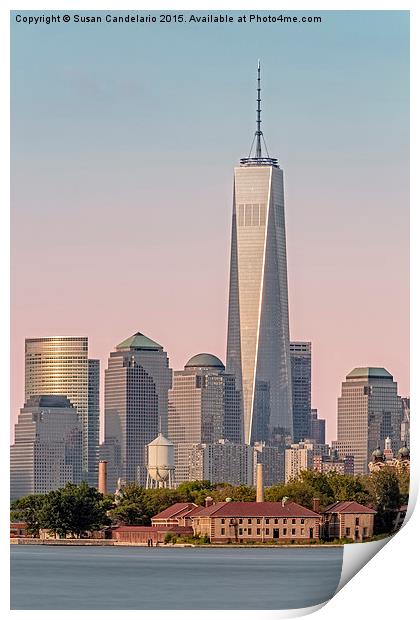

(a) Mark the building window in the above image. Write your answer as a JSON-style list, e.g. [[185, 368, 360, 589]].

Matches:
[[256, 518, 261, 524], [355, 517, 359, 526], [274, 519, 278, 524], [239, 528, 243, 535], [283, 528, 287, 535], [292, 519, 296, 524], [265, 519, 270, 524], [248, 528, 252, 535], [265, 528, 269, 535], [345, 527, 350, 536], [363, 527, 368, 536], [257, 528, 261, 535], [239, 519, 243, 524], [248, 519, 252, 524], [292, 528, 296, 535], [221, 528, 225, 535], [301, 528, 304, 535], [283, 518, 287, 524], [221, 519, 225, 524], [300, 519, 305, 524]]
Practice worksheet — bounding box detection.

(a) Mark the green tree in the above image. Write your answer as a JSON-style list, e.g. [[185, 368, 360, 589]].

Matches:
[[11, 494, 45, 537], [364, 467, 402, 534], [109, 483, 149, 525], [40, 482, 112, 538]]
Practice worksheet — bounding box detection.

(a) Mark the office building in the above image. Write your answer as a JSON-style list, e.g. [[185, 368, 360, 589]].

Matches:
[[285, 440, 314, 483], [313, 451, 354, 476], [189, 440, 254, 486], [253, 441, 285, 486], [290, 342, 312, 442], [309, 409, 326, 445], [11, 395, 82, 500], [103, 332, 172, 489], [25, 337, 99, 485], [401, 397, 410, 448], [226, 63, 293, 445], [168, 353, 242, 485], [332, 367, 403, 474]]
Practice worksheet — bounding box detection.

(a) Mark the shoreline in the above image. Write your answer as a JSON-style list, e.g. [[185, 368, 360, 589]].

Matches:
[[11, 538, 344, 548]]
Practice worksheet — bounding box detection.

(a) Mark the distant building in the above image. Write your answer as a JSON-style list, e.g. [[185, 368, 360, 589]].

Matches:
[[332, 367, 403, 474], [313, 451, 354, 476], [285, 440, 314, 483], [253, 442, 285, 486], [401, 397, 410, 448], [168, 354, 242, 485], [290, 342, 312, 442], [368, 443, 410, 474], [11, 395, 83, 500], [25, 337, 99, 485], [309, 409, 326, 445], [321, 501, 376, 541], [103, 332, 172, 490], [188, 440, 253, 486]]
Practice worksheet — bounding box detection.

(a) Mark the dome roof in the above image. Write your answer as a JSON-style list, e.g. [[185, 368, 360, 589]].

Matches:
[[148, 433, 173, 447], [185, 353, 225, 370], [398, 445, 410, 458], [372, 447, 384, 458]]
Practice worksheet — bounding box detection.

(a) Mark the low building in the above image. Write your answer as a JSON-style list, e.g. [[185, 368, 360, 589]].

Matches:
[[191, 500, 321, 543], [321, 501, 376, 541], [10, 522, 30, 538], [151, 502, 199, 527], [368, 444, 410, 474], [109, 525, 193, 544]]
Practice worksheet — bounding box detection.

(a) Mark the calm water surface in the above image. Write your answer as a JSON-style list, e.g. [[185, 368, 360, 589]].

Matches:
[[11, 545, 343, 610]]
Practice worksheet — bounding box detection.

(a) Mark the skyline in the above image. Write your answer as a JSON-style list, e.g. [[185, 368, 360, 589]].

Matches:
[[11, 11, 409, 442]]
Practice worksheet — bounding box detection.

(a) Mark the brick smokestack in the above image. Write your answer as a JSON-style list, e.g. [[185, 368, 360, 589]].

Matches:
[[313, 497, 320, 513], [205, 496, 214, 508], [256, 463, 264, 503], [98, 460, 107, 495]]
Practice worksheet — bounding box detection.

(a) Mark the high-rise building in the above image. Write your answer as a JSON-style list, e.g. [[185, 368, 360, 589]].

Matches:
[[253, 441, 285, 486], [285, 440, 314, 483], [189, 440, 254, 486], [401, 397, 410, 448], [168, 353, 242, 485], [226, 63, 293, 446], [309, 409, 326, 445], [25, 337, 99, 485], [313, 451, 354, 476], [290, 342, 312, 442], [332, 367, 403, 474], [11, 395, 82, 500], [103, 332, 172, 489]]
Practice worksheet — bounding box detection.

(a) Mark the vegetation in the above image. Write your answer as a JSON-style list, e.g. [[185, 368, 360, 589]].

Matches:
[[11, 469, 409, 538]]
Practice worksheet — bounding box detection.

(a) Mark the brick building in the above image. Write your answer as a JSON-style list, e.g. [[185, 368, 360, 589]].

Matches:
[[321, 501, 376, 541]]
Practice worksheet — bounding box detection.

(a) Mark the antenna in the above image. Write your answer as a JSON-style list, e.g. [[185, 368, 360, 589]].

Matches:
[[255, 60, 262, 159]]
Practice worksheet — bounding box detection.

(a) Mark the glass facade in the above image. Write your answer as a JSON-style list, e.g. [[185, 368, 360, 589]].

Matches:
[[24, 337, 99, 483], [103, 334, 172, 490], [10, 395, 83, 500], [227, 164, 293, 444], [290, 342, 312, 442], [333, 368, 403, 474]]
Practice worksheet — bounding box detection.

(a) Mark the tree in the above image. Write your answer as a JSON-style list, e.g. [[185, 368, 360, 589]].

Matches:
[[11, 494, 45, 537], [109, 483, 149, 525], [364, 467, 402, 534], [40, 482, 112, 538]]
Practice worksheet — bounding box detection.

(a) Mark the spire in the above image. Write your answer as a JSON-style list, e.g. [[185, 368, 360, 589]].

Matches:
[[255, 60, 262, 159], [240, 61, 278, 167]]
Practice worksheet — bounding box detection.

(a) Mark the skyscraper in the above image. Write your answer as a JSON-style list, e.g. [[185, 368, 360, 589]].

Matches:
[[11, 395, 83, 500], [290, 342, 312, 442], [285, 440, 314, 483], [332, 367, 403, 474], [226, 62, 293, 445], [25, 337, 99, 485], [309, 409, 326, 445], [168, 353, 242, 485], [103, 332, 172, 489]]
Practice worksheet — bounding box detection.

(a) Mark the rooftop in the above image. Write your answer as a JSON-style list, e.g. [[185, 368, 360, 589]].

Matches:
[[191, 501, 321, 518], [346, 367, 393, 381], [185, 353, 225, 370], [323, 501, 376, 515], [25, 395, 74, 409], [152, 503, 198, 521], [116, 332, 162, 352]]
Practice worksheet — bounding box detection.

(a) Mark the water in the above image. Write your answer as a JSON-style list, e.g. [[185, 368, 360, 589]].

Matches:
[[10, 545, 343, 610]]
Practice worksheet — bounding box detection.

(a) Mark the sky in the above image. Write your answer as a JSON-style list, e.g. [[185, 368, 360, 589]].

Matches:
[[10, 10, 409, 443]]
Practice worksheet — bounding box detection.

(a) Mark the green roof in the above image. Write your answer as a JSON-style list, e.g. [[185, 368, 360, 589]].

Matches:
[[116, 332, 162, 351], [185, 353, 225, 369], [347, 367, 393, 380]]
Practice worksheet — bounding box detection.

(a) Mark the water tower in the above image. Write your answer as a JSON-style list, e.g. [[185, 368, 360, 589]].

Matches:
[[146, 433, 175, 489]]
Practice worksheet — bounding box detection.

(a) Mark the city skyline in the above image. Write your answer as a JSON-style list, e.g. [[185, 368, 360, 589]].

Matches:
[[11, 11, 409, 443]]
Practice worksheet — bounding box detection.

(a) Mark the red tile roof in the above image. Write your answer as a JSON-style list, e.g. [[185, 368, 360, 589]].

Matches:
[[323, 501, 376, 514], [191, 501, 320, 518], [113, 525, 193, 533], [152, 503, 198, 520]]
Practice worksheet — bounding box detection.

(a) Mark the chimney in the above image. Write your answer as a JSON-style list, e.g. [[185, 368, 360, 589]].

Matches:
[[256, 463, 264, 503], [313, 497, 320, 513], [98, 460, 108, 495], [205, 496, 214, 508], [281, 496, 289, 507]]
